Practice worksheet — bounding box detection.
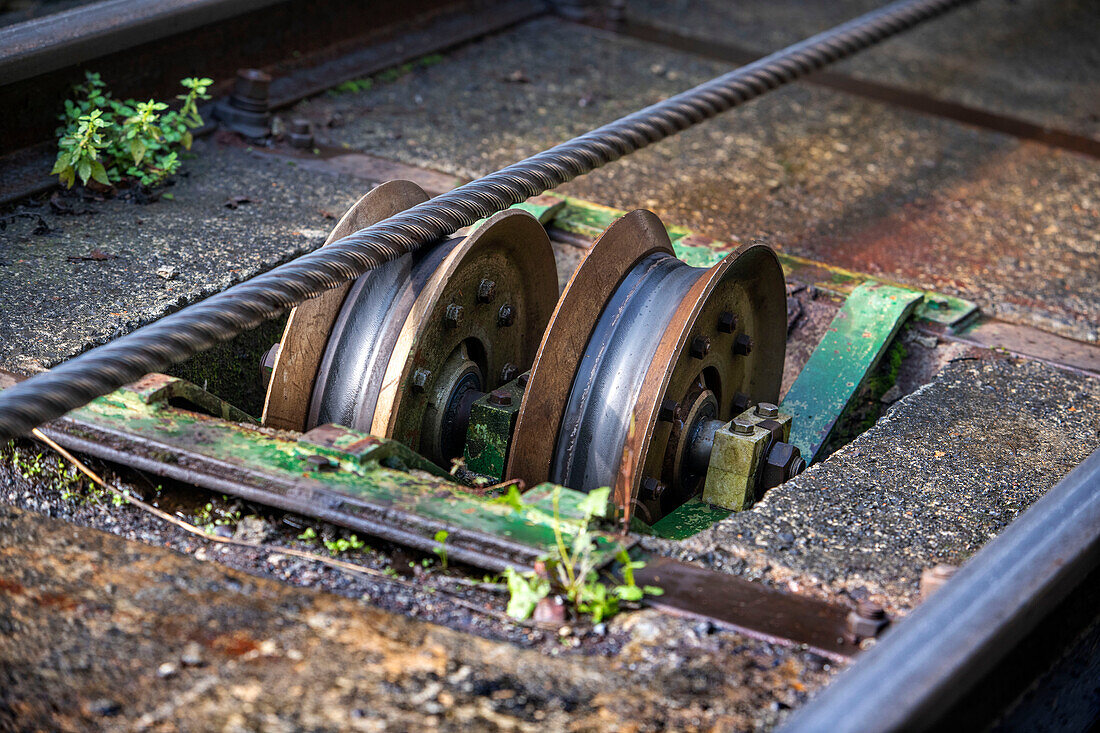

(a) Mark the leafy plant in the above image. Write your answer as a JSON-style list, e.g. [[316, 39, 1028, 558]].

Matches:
[[500, 486, 662, 623], [433, 530, 449, 569], [297, 527, 318, 542], [324, 533, 365, 556], [52, 72, 212, 189]]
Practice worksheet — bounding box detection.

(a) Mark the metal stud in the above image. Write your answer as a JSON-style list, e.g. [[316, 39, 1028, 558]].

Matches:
[[733, 333, 753, 355], [717, 311, 736, 333], [444, 304, 464, 328], [477, 279, 497, 303], [690, 336, 711, 359], [498, 303, 516, 327]]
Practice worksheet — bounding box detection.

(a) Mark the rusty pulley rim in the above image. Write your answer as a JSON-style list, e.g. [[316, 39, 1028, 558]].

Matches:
[[506, 210, 785, 523], [505, 210, 674, 488], [310, 205, 558, 466], [261, 180, 430, 432]]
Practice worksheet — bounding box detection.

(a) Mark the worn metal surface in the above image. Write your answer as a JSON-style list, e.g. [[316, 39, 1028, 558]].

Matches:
[[702, 405, 794, 511], [781, 282, 922, 463], [781, 447, 1100, 732], [636, 556, 860, 661]]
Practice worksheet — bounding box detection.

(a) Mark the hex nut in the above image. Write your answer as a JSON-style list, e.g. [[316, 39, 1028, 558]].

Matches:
[[488, 389, 513, 407], [760, 441, 803, 490], [733, 333, 753, 355], [640, 477, 666, 501], [498, 304, 516, 327], [444, 304, 464, 327], [733, 418, 755, 435], [755, 402, 779, 418], [717, 311, 737, 333], [304, 454, 335, 472], [730, 392, 750, 414], [690, 336, 711, 359], [411, 368, 432, 393], [477, 279, 497, 303], [500, 363, 520, 383]]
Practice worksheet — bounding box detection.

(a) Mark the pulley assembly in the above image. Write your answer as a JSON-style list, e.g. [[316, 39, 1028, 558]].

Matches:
[[261, 181, 804, 524]]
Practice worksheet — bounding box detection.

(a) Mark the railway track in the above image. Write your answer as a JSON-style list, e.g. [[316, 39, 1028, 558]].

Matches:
[[1, 0, 1098, 729]]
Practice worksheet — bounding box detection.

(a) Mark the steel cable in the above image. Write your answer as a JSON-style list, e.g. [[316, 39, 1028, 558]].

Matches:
[[0, 0, 975, 438]]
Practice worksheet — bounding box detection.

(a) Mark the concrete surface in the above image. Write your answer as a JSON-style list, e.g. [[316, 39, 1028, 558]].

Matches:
[[304, 17, 1099, 342], [627, 0, 1100, 141], [645, 356, 1100, 613]]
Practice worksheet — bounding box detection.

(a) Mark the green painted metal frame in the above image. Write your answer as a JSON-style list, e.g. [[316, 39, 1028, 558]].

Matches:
[[28, 373, 625, 572], [780, 282, 923, 464]]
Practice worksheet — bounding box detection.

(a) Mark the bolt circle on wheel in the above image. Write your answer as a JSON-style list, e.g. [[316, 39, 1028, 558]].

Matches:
[[506, 209, 786, 524], [262, 180, 558, 469]]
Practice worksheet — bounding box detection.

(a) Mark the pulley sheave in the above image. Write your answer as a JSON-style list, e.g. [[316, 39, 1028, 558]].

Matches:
[[262, 180, 558, 468], [506, 210, 786, 523]]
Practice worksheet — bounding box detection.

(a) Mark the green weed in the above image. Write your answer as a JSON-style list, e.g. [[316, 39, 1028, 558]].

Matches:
[[52, 72, 212, 189]]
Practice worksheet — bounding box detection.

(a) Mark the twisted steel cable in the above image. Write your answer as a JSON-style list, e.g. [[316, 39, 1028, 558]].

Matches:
[[0, 0, 975, 438]]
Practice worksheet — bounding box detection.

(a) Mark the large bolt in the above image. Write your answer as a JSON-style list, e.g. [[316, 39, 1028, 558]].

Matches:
[[845, 600, 889, 642], [657, 398, 679, 422], [690, 336, 711, 359], [477, 279, 497, 303], [497, 304, 516, 327], [232, 69, 271, 111], [717, 311, 737, 333], [488, 389, 513, 407], [639, 477, 666, 502], [411, 368, 432, 393], [444, 304, 464, 328], [288, 119, 313, 149], [500, 363, 519, 383], [920, 564, 958, 599], [730, 392, 750, 414], [303, 454, 335, 472], [733, 418, 755, 435], [733, 334, 753, 356], [755, 402, 779, 418]]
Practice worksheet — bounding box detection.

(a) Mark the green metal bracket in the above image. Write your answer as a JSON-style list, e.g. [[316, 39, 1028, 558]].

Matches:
[[463, 374, 526, 480], [780, 282, 922, 464]]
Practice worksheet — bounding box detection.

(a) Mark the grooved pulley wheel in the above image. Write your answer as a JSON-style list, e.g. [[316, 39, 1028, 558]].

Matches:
[[506, 210, 786, 523], [262, 180, 558, 468]]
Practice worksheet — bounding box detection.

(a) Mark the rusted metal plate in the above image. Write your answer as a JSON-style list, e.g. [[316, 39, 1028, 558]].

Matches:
[[947, 319, 1100, 377], [636, 556, 860, 661]]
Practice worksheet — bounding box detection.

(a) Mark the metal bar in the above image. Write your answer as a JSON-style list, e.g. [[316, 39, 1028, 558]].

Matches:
[[0, 0, 284, 84], [636, 556, 861, 661], [0, 0, 977, 440], [780, 282, 922, 464], [779, 447, 1100, 733]]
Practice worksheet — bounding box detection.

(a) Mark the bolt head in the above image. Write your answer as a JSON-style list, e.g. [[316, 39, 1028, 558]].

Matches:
[[497, 304, 516, 327], [733, 418, 755, 435], [755, 402, 779, 418], [411, 368, 432, 393], [717, 311, 737, 333], [444, 303, 464, 327], [640, 477, 666, 501], [477, 279, 497, 303], [500, 363, 519, 383], [289, 118, 311, 135], [304, 454, 335, 471], [689, 336, 711, 359], [233, 68, 271, 102], [657, 398, 679, 422], [488, 389, 513, 407], [730, 392, 750, 414], [733, 333, 753, 356]]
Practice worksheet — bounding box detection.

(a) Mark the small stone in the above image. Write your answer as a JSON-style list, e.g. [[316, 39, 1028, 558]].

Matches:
[[693, 620, 714, 636], [880, 384, 903, 404], [180, 641, 204, 667], [534, 595, 566, 624], [212, 524, 233, 538], [156, 265, 177, 280], [156, 662, 178, 678], [557, 625, 573, 637], [592, 622, 607, 636], [88, 698, 121, 716]]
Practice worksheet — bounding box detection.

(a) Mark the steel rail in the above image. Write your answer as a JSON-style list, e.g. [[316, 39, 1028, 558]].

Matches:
[[0, 0, 976, 439], [779, 446, 1100, 732]]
